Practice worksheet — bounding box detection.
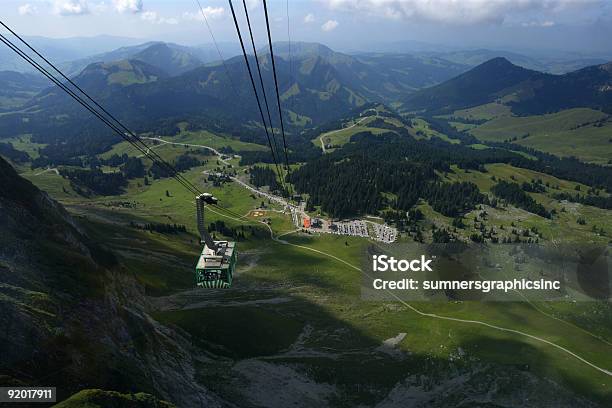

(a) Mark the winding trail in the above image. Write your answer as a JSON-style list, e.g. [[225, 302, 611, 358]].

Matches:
[[34, 167, 59, 176], [286, 230, 612, 376], [318, 114, 373, 153], [142, 136, 232, 165], [182, 142, 612, 378], [247, 223, 612, 377]]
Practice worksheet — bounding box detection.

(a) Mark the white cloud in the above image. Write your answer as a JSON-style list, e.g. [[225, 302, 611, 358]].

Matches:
[[113, 0, 143, 14], [141, 10, 178, 25], [18, 3, 37, 16], [321, 19, 339, 31], [322, 0, 598, 25], [163, 17, 178, 25], [140, 10, 156, 21], [244, 0, 259, 11], [183, 6, 225, 22], [304, 13, 315, 23], [91, 2, 108, 13], [522, 20, 556, 27], [53, 0, 89, 16]]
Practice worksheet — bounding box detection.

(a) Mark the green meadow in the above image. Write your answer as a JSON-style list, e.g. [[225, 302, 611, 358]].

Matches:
[[470, 108, 612, 164], [10, 124, 612, 406]]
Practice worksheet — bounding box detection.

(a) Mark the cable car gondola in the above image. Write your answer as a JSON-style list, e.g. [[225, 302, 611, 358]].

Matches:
[[194, 193, 237, 288]]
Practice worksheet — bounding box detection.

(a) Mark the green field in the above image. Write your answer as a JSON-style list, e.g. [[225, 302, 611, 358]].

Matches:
[[454, 102, 512, 120], [314, 114, 461, 151], [470, 108, 612, 164], [441, 163, 611, 244], [412, 117, 461, 144], [313, 116, 389, 151], [55, 389, 176, 408], [12, 126, 612, 405], [3, 134, 46, 159], [100, 129, 266, 160]]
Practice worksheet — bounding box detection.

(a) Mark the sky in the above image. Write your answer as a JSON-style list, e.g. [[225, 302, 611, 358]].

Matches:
[[2, 0, 612, 55]]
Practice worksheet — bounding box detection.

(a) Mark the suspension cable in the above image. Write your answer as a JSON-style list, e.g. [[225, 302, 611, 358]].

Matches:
[[286, 0, 295, 125], [1, 20, 286, 220], [262, 0, 290, 172], [241, 0, 283, 181], [227, 0, 287, 194], [0, 21, 202, 196], [194, 0, 239, 98], [0, 26, 202, 196]]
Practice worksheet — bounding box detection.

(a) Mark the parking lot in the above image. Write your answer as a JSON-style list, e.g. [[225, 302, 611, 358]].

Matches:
[[370, 222, 397, 243], [330, 220, 370, 238]]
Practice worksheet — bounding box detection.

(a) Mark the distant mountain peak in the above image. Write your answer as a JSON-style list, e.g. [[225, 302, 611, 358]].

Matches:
[[403, 56, 543, 114], [476, 56, 524, 71], [485, 56, 512, 64], [132, 43, 203, 76], [263, 41, 337, 60], [405, 56, 612, 115]]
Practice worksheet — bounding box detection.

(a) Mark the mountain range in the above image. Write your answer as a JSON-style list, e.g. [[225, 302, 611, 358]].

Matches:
[[61, 42, 223, 77], [0, 41, 469, 144], [418, 49, 609, 75], [0, 70, 49, 108], [0, 35, 145, 72], [1, 40, 611, 156], [403, 57, 612, 115]]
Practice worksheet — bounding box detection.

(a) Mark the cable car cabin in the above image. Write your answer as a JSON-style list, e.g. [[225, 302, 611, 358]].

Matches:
[[194, 193, 237, 288], [195, 241, 236, 288]]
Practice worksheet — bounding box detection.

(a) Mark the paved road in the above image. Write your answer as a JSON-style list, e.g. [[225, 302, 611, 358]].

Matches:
[[231, 176, 293, 210]]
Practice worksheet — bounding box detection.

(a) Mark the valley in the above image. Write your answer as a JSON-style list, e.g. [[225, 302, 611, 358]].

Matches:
[[0, 33, 611, 407], [5, 110, 610, 405]]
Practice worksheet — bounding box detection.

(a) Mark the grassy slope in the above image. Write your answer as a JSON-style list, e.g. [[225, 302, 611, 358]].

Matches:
[[13, 129, 612, 405], [313, 115, 390, 151], [454, 102, 512, 120], [313, 114, 459, 151], [2, 134, 46, 159], [100, 130, 266, 160], [411, 118, 461, 144], [55, 389, 176, 408], [444, 163, 611, 243], [469, 108, 612, 164]]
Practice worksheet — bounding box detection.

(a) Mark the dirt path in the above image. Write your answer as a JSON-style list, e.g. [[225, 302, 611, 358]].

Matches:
[[318, 115, 372, 153], [34, 167, 59, 176], [263, 228, 612, 377], [173, 145, 612, 378], [141, 136, 233, 165]]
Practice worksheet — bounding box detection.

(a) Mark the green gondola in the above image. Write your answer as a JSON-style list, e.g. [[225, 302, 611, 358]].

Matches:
[[194, 193, 237, 288]]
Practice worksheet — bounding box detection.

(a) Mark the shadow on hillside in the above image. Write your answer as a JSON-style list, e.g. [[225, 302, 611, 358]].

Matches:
[[4, 206, 607, 407]]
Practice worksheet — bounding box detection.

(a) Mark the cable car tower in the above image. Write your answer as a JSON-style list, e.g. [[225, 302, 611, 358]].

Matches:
[[195, 193, 236, 288]]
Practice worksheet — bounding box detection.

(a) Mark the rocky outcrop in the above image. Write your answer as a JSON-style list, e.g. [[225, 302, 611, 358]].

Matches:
[[0, 157, 224, 407]]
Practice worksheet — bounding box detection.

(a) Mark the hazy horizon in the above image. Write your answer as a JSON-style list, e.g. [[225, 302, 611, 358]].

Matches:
[[2, 0, 612, 57]]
